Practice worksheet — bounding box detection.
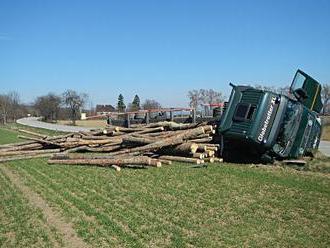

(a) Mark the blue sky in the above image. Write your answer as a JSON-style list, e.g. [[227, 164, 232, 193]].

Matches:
[[0, 0, 329, 107]]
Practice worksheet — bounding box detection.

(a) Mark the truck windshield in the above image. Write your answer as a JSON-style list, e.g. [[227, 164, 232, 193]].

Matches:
[[273, 100, 302, 156]]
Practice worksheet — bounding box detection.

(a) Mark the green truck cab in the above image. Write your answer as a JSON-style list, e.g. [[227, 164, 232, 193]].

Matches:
[[218, 70, 323, 163]]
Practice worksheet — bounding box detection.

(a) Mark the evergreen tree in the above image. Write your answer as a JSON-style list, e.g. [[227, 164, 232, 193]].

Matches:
[[117, 94, 126, 112], [131, 94, 140, 111]]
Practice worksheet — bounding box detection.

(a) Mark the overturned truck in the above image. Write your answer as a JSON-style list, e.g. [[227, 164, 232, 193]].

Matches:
[[218, 70, 323, 163]]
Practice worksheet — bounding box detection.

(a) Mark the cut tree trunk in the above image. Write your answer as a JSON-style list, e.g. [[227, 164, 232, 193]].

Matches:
[[0, 143, 44, 152], [192, 152, 204, 159], [158, 155, 203, 164], [111, 165, 121, 171], [0, 153, 55, 163], [189, 137, 213, 143], [158, 142, 199, 157], [48, 156, 161, 167], [0, 148, 61, 157], [108, 126, 206, 156], [18, 129, 47, 139], [122, 136, 155, 145], [17, 135, 63, 147]]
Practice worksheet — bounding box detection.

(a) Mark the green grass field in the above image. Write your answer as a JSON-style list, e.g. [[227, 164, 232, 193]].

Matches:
[[0, 124, 66, 145], [0, 128, 22, 145], [0, 127, 330, 247]]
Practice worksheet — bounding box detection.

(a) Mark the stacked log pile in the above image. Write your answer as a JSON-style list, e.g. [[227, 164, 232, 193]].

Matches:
[[0, 122, 222, 170]]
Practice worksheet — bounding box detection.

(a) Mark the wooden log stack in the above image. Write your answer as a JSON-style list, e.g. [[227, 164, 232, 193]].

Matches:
[[0, 121, 222, 170]]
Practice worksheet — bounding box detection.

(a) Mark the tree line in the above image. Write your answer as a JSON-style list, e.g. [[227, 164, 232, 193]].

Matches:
[[116, 94, 161, 112], [0, 90, 88, 125], [187, 89, 224, 109], [187, 84, 330, 115], [0, 92, 24, 124], [32, 90, 88, 125], [1, 83, 330, 125]]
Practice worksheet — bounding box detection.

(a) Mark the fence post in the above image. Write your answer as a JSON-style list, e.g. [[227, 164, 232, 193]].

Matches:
[[145, 111, 150, 124], [170, 110, 174, 122], [192, 109, 196, 123], [126, 113, 131, 128]]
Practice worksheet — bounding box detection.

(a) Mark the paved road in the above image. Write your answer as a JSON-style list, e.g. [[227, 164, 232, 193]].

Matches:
[[17, 117, 93, 133], [319, 141, 330, 157]]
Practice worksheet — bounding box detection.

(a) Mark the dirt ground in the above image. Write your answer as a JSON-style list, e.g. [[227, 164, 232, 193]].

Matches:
[[0, 166, 88, 248], [322, 125, 330, 141], [57, 120, 107, 128]]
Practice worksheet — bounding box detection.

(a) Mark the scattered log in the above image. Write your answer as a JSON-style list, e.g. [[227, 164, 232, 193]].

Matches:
[[206, 150, 215, 157], [0, 143, 44, 152], [196, 144, 207, 152], [189, 137, 213, 143], [282, 160, 307, 166], [135, 126, 165, 134], [144, 130, 184, 137], [122, 136, 155, 145], [108, 135, 185, 156], [85, 145, 122, 152], [157, 142, 199, 157], [80, 136, 110, 140], [48, 156, 162, 167], [47, 133, 75, 141], [111, 165, 121, 171], [0, 153, 55, 163], [63, 146, 89, 153], [192, 153, 205, 159], [58, 139, 114, 148], [1, 121, 222, 170], [0, 148, 61, 157], [204, 157, 215, 163], [158, 155, 203, 164], [18, 129, 47, 139], [17, 135, 62, 147], [205, 146, 218, 151], [175, 142, 198, 154], [146, 121, 201, 130], [213, 158, 223, 163], [0, 140, 38, 148], [157, 159, 172, 165], [114, 127, 144, 133], [108, 131, 126, 136]]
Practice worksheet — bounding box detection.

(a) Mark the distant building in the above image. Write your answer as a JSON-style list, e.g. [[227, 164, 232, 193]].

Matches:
[[96, 104, 116, 115]]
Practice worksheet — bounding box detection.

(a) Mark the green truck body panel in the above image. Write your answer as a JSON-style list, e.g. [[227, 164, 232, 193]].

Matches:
[[218, 70, 322, 162]]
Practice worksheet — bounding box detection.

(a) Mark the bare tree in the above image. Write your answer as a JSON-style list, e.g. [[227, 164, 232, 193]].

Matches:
[[188, 89, 224, 110], [254, 84, 277, 92], [254, 84, 290, 97], [198, 89, 224, 105], [8, 92, 21, 121], [187, 90, 199, 108], [63, 90, 88, 125], [277, 86, 291, 97], [322, 84, 330, 114], [142, 99, 161, 110], [0, 92, 22, 124], [34, 93, 62, 121], [0, 94, 10, 124]]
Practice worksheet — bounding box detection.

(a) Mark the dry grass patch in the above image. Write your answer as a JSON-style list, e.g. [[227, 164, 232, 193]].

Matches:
[[57, 120, 107, 128], [322, 124, 330, 141]]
